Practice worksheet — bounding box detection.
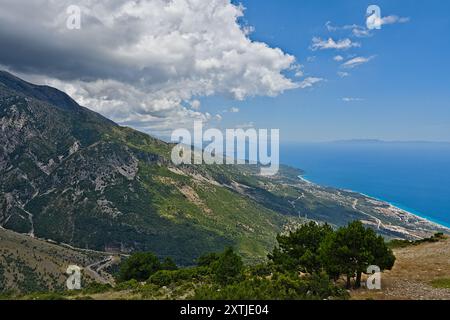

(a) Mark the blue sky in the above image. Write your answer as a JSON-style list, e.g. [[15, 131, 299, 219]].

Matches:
[[201, 0, 450, 142], [1, 0, 448, 143]]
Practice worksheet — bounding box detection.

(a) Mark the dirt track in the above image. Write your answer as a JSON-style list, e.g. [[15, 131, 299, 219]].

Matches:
[[352, 239, 450, 300]]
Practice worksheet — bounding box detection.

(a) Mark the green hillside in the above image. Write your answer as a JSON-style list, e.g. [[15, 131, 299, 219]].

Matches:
[[0, 70, 447, 270]]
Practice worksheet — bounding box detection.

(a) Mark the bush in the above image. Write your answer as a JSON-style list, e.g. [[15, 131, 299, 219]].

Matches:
[[249, 263, 274, 277], [118, 252, 162, 282], [193, 272, 347, 300], [148, 270, 177, 287], [22, 292, 67, 300], [117, 252, 181, 282], [389, 232, 446, 249], [269, 222, 333, 274], [197, 252, 220, 267], [114, 279, 141, 291], [161, 257, 178, 271], [148, 267, 209, 287], [210, 247, 244, 286], [81, 282, 113, 294]]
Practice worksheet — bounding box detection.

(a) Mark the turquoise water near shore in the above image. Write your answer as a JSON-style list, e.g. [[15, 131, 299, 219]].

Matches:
[[281, 142, 450, 228]]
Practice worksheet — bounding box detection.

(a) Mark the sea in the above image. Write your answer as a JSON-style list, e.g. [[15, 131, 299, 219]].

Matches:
[[280, 141, 450, 228]]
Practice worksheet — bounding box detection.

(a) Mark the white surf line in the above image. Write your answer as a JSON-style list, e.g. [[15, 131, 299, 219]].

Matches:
[[298, 175, 314, 185], [357, 191, 450, 231], [295, 175, 449, 233]]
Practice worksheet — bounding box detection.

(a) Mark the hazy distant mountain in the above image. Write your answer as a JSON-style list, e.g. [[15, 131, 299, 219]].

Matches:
[[330, 139, 450, 144], [0, 71, 446, 265]]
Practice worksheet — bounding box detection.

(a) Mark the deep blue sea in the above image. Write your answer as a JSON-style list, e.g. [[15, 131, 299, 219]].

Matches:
[[280, 142, 450, 228]]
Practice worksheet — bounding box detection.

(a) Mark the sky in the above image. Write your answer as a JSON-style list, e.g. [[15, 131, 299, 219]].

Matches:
[[212, 0, 450, 142], [0, 0, 449, 143]]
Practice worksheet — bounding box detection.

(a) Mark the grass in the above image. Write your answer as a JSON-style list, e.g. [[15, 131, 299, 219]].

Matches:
[[430, 278, 450, 289], [388, 233, 447, 249], [0, 228, 107, 295]]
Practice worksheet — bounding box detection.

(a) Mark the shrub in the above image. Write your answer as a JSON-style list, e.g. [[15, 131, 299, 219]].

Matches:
[[161, 257, 178, 271], [249, 263, 274, 277], [23, 292, 67, 300], [269, 222, 333, 274], [148, 267, 209, 287], [118, 252, 162, 282], [114, 279, 141, 291], [82, 282, 113, 294], [197, 252, 220, 267], [210, 247, 244, 286], [148, 270, 176, 287], [193, 272, 347, 300], [388, 232, 447, 249], [117, 252, 181, 282]]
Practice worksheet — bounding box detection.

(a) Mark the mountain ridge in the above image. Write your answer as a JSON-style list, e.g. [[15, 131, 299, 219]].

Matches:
[[0, 70, 448, 268]]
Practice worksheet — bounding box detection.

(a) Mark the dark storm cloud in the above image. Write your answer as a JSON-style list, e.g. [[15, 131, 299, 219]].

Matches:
[[0, 0, 300, 134]]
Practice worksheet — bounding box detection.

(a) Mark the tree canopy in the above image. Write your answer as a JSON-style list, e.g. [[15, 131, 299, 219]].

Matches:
[[270, 221, 395, 288], [118, 252, 176, 282], [210, 247, 244, 286], [319, 221, 395, 288], [268, 222, 333, 274]]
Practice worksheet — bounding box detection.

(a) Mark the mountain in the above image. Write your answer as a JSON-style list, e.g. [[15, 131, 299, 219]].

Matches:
[[0, 70, 448, 268], [0, 71, 292, 265], [0, 227, 110, 294], [331, 139, 450, 145]]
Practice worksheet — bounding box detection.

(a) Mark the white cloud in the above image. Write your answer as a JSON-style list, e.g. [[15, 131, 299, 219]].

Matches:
[[325, 21, 339, 32], [235, 122, 255, 129], [190, 100, 201, 110], [326, 21, 373, 38], [333, 55, 344, 62], [341, 56, 375, 69], [369, 15, 410, 28], [342, 97, 364, 102], [299, 77, 324, 89], [326, 21, 357, 32], [326, 14, 410, 39], [0, 0, 302, 136], [337, 71, 350, 78], [310, 37, 361, 51], [291, 64, 304, 77], [384, 16, 410, 24], [229, 107, 240, 113], [352, 27, 372, 38]]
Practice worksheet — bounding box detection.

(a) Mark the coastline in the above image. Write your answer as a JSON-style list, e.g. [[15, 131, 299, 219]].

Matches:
[[298, 174, 450, 230], [381, 200, 450, 230], [298, 175, 314, 185]]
